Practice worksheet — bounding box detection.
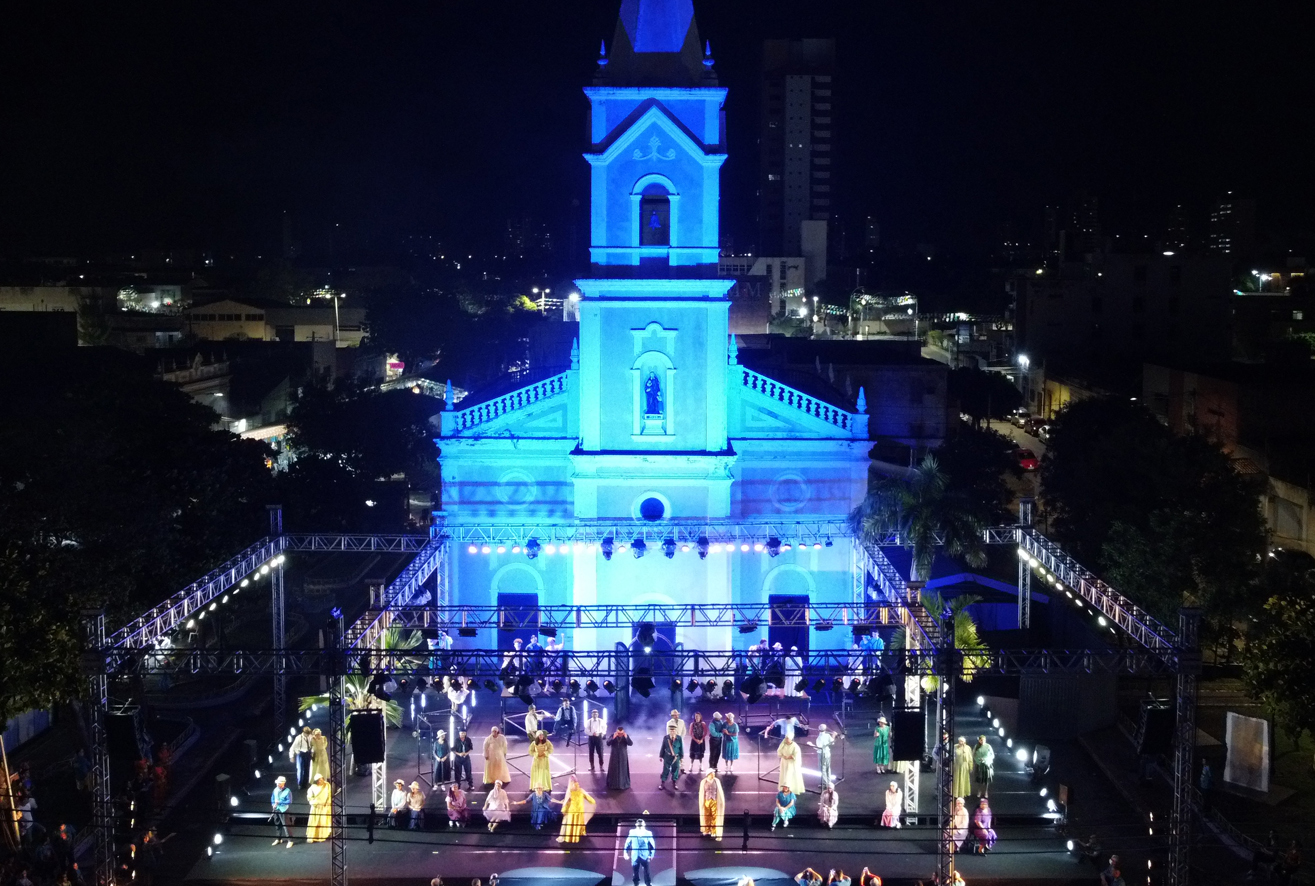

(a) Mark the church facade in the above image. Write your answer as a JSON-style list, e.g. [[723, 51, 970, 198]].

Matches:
[[437, 0, 871, 654]]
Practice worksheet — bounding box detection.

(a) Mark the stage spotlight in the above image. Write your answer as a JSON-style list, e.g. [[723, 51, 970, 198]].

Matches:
[[568, 679, 580, 695], [813, 542, 822, 550], [544, 544, 557, 555], [539, 626, 557, 638], [512, 545, 521, 554], [865, 676, 882, 697], [832, 676, 844, 692], [636, 622, 657, 646], [825, 538, 833, 547], [812, 678, 827, 693], [602, 680, 615, 694], [740, 543, 750, 552], [670, 679, 683, 692], [697, 536, 710, 559], [681, 543, 690, 553], [753, 542, 764, 552], [633, 672, 655, 697], [536, 679, 548, 691], [704, 679, 717, 695], [459, 626, 478, 638], [795, 679, 810, 693], [662, 538, 676, 559], [815, 620, 834, 632], [467, 545, 477, 554], [525, 539, 540, 560], [551, 679, 564, 693], [585, 680, 599, 695], [721, 679, 735, 697], [631, 539, 647, 559], [740, 675, 765, 704], [781, 542, 792, 551], [686, 679, 699, 693], [848, 678, 862, 693], [738, 619, 759, 634], [601, 538, 614, 560]]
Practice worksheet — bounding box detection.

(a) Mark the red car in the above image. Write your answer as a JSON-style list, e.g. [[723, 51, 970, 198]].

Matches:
[[1015, 448, 1039, 471]]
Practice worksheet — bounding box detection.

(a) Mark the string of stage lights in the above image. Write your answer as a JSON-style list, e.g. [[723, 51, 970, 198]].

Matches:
[[465, 536, 835, 559]]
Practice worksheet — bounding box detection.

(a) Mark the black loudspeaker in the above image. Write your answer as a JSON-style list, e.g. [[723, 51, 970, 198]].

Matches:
[[889, 709, 925, 762], [1138, 704, 1174, 757], [349, 711, 386, 765]]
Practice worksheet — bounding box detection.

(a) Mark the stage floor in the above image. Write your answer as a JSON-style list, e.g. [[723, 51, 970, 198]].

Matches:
[[191, 697, 1076, 884]]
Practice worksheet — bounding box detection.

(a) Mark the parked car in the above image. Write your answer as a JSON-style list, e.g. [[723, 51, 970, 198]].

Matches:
[[1036, 423, 1052, 443], [1010, 408, 1032, 428], [1015, 448, 1040, 471]]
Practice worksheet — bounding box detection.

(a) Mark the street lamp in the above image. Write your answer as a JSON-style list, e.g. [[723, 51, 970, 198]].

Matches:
[[1018, 354, 1030, 412]]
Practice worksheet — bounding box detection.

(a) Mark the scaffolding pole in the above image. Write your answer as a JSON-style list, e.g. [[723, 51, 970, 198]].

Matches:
[[328, 616, 348, 886], [1167, 608, 1202, 886], [268, 506, 287, 731], [1017, 498, 1034, 630], [82, 610, 115, 886]]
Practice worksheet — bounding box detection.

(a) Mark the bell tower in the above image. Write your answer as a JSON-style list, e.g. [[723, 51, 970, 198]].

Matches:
[[574, 0, 734, 474]]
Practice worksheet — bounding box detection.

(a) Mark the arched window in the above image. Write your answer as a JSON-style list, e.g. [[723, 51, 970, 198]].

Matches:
[[639, 183, 670, 246]]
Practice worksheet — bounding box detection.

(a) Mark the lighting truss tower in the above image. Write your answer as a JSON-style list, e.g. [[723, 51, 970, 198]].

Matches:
[[328, 615, 348, 886], [268, 506, 287, 729], [1169, 608, 1202, 885], [82, 611, 115, 886]]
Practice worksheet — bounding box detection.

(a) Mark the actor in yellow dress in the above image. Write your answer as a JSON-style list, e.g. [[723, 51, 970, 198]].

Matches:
[[555, 775, 596, 843], [482, 726, 510, 786], [306, 775, 332, 843], [529, 731, 555, 792]]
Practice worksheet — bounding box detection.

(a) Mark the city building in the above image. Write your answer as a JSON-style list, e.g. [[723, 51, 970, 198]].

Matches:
[[1011, 252, 1232, 404], [758, 37, 834, 285], [717, 254, 808, 323], [1208, 192, 1256, 257], [181, 297, 367, 346], [438, 1, 871, 654]]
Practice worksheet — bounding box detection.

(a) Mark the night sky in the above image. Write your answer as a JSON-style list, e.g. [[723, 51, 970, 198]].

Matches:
[[2, 2, 1313, 261]]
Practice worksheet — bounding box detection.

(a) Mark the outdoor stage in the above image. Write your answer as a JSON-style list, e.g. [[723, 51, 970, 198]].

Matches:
[[191, 698, 1078, 885]]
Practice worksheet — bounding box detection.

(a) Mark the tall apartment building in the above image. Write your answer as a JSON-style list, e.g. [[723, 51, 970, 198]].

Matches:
[[1208, 192, 1256, 256], [758, 38, 835, 282]]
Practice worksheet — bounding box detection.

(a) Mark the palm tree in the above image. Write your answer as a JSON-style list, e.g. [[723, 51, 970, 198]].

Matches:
[[296, 627, 427, 728], [850, 454, 987, 582], [920, 591, 990, 684]]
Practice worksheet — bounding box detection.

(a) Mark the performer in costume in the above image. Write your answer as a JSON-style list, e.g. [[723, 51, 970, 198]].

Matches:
[[972, 797, 996, 852], [513, 786, 556, 830], [811, 724, 836, 787], [771, 784, 796, 830], [445, 783, 468, 828], [624, 819, 657, 886], [554, 699, 576, 746], [306, 775, 331, 843], [270, 776, 292, 846], [289, 727, 313, 789], [699, 769, 725, 840], [659, 725, 684, 789], [432, 730, 451, 786], [784, 646, 803, 697], [482, 726, 510, 786], [453, 728, 474, 789], [483, 780, 511, 831], [389, 778, 407, 829], [817, 779, 839, 829], [952, 736, 973, 799], [310, 728, 329, 780], [525, 706, 547, 739], [880, 781, 902, 828], [708, 712, 724, 771], [689, 713, 707, 774], [529, 731, 555, 792], [777, 735, 806, 795], [607, 726, 633, 791], [406, 781, 425, 830], [872, 716, 891, 774], [947, 797, 969, 852], [972, 735, 995, 797], [721, 714, 740, 772], [586, 709, 606, 772], [555, 775, 596, 843]]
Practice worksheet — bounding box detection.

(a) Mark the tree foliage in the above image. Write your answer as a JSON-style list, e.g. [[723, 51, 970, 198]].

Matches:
[[934, 425, 1020, 526], [1040, 398, 1267, 629], [851, 454, 988, 581], [0, 354, 273, 723], [278, 384, 440, 531], [947, 367, 1022, 425], [1242, 572, 1315, 746]]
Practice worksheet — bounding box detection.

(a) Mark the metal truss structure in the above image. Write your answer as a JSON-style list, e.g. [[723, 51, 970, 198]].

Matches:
[[81, 509, 1201, 886]]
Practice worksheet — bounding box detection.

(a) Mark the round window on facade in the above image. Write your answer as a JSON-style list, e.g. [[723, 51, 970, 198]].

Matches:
[[639, 497, 666, 521]]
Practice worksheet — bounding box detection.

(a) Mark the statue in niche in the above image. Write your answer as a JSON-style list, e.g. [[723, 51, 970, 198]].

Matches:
[[644, 372, 663, 417]]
